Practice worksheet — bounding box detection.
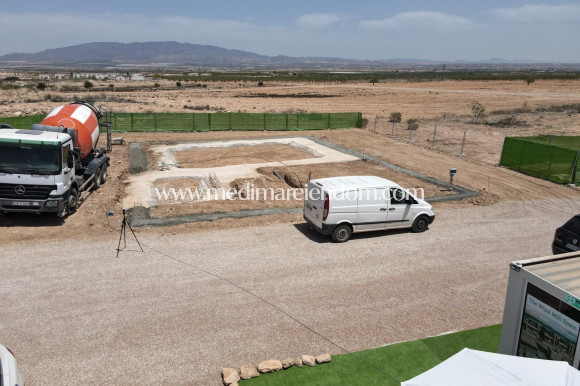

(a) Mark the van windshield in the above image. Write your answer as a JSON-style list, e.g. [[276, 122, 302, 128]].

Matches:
[[0, 143, 60, 174]]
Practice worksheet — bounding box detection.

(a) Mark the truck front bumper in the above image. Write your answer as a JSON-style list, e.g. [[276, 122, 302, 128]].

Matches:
[[0, 196, 66, 215]]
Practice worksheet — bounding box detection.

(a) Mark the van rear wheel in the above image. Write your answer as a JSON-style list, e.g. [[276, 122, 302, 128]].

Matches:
[[412, 216, 428, 233], [332, 224, 352, 243]]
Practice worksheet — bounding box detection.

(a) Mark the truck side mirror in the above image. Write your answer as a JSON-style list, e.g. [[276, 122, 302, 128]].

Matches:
[[67, 153, 74, 168]]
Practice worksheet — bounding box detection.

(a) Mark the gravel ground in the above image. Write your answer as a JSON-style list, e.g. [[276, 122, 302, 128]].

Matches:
[[2, 198, 579, 385]]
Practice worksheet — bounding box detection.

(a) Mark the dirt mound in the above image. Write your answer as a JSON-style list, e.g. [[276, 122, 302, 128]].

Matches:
[[491, 116, 527, 127]]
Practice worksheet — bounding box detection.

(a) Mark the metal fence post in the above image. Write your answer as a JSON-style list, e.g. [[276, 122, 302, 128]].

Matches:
[[390, 122, 395, 138], [517, 141, 527, 172], [570, 150, 580, 185], [328, 113, 331, 129], [192, 113, 195, 132], [546, 146, 555, 180], [430, 124, 437, 149], [373, 115, 378, 133], [458, 129, 467, 156], [154, 113, 157, 132], [408, 127, 413, 143], [130, 113, 134, 132], [208, 113, 212, 131]]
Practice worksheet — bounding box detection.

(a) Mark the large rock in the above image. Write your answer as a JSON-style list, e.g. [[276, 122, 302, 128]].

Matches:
[[294, 357, 303, 367], [301, 355, 316, 367], [281, 358, 294, 369], [240, 365, 260, 380], [222, 368, 240, 385], [316, 353, 331, 364], [258, 360, 283, 373]]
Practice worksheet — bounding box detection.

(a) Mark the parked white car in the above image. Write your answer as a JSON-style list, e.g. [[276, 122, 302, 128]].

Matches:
[[303, 176, 435, 242], [0, 343, 24, 386]]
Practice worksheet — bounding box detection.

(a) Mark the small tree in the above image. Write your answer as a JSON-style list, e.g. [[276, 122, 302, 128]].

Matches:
[[36, 82, 47, 90], [389, 112, 402, 124], [471, 101, 486, 123], [388, 112, 402, 137], [84, 80, 94, 90], [526, 77, 535, 86], [407, 119, 419, 131]]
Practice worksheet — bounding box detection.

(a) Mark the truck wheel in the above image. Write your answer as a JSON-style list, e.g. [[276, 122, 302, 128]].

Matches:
[[67, 188, 79, 215], [99, 165, 108, 185], [93, 168, 102, 190], [332, 224, 352, 243], [412, 216, 428, 233]]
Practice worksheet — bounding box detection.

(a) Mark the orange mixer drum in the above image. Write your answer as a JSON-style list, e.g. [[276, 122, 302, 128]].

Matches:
[[41, 103, 100, 159]]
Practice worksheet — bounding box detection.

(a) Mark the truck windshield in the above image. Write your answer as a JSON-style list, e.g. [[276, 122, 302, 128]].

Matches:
[[0, 143, 60, 174]]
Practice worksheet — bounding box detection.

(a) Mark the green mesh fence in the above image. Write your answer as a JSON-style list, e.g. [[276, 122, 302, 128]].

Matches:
[[500, 137, 580, 184], [0, 112, 362, 132], [111, 112, 362, 132]]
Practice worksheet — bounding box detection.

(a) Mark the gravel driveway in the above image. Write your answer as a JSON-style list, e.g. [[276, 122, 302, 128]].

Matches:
[[1, 198, 579, 385]]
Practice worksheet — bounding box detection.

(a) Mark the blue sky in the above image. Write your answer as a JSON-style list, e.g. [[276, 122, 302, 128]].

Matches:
[[1, 1, 579, 61]]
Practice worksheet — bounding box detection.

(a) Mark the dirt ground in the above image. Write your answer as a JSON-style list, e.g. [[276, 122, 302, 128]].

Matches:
[[1, 79, 579, 243], [2, 78, 580, 385], [174, 143, 316, 168], [149, 159, 454, 218]]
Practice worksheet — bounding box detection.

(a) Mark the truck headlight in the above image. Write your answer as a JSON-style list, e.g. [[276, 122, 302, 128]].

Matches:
[[46, 201, 58, 207]]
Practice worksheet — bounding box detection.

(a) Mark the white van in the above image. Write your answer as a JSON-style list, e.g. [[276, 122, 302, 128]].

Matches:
[[303, 176, 435, 242]]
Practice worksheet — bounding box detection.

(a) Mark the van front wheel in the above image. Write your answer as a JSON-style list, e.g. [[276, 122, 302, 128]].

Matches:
[[332, 224, 352, 243], [412, 216, 428, 233]]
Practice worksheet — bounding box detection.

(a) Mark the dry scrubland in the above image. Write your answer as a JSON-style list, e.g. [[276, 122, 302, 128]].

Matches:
[[1, 78, 580, 244]]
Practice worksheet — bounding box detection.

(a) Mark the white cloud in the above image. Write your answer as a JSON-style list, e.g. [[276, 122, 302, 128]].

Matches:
[[490, 3, 580, 22], [360, 11, 474, 31], [296, 13, 343, 29]]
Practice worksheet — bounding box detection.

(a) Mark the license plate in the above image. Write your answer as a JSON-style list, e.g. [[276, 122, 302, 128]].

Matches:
[[565, 243, 580, 251], [11, 201, 38, 206]]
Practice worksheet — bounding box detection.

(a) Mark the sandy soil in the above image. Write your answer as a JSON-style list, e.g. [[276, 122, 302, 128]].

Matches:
[[174, 143, 315, 168]]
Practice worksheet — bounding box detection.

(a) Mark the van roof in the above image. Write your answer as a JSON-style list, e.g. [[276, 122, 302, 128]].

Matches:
[[309, 176, 399, 191]]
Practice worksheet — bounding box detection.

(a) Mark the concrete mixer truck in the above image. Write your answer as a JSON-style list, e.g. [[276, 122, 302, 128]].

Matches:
[[0, 101, 112, 217]]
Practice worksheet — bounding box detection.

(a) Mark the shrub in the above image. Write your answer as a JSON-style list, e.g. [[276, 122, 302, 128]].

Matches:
[[36, 82, 47, 90], [109, 84, 114, 88], [258, 81, 264, 87], [154, 83, 160, 88], [407, 119, 419, 131], [471, 101, 487, 122], [84, 81, 94, 90], [389, 112, 402, 123], [176, 81, 182, 87]]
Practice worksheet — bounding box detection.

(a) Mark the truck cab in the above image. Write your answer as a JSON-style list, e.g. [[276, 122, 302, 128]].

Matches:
[[0, 128, 75, 216]]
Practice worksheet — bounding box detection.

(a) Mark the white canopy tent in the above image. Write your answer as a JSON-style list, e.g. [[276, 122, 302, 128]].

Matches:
[[402, 348, 580, 386]]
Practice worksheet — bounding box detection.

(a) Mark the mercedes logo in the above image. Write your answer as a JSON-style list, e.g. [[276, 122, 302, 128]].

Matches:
[[15, 185, 26, 195]]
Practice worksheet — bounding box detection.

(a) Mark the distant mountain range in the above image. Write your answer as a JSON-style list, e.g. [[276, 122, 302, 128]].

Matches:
[[0, 41, 571, 69]]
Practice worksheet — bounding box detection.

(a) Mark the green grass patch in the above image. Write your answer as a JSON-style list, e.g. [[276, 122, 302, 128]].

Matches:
[[241, 324, 501, 385]]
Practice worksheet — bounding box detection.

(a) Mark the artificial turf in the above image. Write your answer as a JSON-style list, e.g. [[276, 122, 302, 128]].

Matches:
[[241, 324, 502, 385]]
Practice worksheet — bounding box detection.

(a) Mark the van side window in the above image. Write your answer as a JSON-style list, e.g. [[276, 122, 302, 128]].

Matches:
[[390, 188, 408, 205]]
